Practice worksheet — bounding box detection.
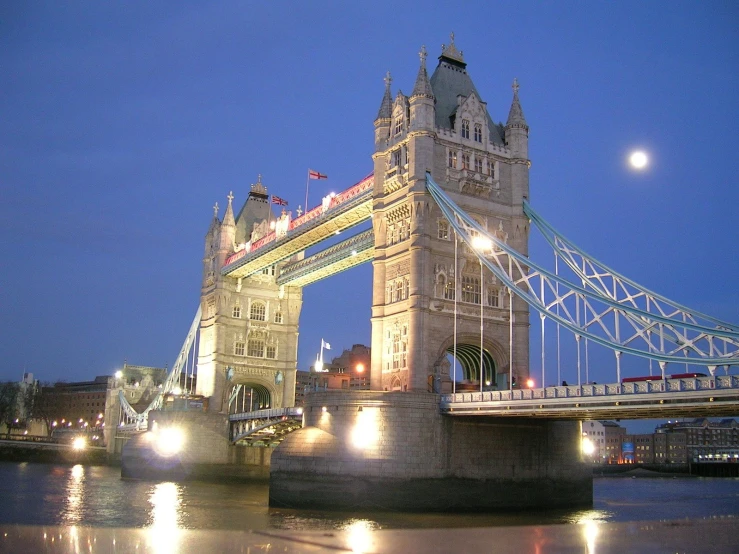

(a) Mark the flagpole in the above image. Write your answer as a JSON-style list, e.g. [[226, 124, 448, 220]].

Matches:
[[305, 171, 310, 213]]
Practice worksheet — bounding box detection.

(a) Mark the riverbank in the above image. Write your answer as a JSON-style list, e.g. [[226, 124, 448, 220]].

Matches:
[[0, 440, 108, 465]]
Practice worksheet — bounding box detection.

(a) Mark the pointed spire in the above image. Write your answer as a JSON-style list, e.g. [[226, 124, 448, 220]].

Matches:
[[376, 71, 393, 121], [411, 45, 434, 99], [439, 32, 466, 67], [506, 78, 528, 130], [222, 191, 235, 227]]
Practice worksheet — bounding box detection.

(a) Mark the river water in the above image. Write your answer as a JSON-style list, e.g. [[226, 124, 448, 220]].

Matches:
[[1, 462, 738, 531]]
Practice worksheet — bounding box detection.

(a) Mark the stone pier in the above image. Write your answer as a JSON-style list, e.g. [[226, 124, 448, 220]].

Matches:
[[269, 391, 592, 511]]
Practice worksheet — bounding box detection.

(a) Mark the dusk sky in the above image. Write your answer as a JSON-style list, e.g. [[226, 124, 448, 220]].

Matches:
[[2, 2, 737, 430]]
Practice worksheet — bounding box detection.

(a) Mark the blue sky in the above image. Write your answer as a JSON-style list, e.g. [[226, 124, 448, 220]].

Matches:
[[2, 2, 737, 432]]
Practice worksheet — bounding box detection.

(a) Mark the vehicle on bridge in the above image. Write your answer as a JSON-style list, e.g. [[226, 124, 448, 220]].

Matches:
[[622, 372, 707, 383]]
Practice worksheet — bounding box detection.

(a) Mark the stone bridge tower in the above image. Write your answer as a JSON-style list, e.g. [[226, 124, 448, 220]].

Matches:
[[370, 37, 531, 392], [197, 177, 302, 412]]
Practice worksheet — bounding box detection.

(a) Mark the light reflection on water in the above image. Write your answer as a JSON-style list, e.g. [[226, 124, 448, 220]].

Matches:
[[63, 464, 85, 526], [0, 462, 737, 531], [147, 482, 183, 554]]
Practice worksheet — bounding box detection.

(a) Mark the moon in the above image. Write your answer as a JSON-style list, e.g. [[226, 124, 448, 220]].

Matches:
[[629, 151, 648, 170]]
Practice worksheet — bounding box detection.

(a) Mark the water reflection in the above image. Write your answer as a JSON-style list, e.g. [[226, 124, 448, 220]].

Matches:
[[147, 482, 183, 553], [343, 519, 380, 553], [63, 464, 85, 526]]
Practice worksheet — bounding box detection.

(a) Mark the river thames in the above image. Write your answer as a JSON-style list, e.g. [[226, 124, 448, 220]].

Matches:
[[1, 461, 738, 531]]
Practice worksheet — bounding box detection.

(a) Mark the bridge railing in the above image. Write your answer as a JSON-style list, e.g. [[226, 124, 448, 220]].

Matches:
[[223, 173, 374, 272], [229, 407, 304, 422], [441, 375, 739, 404]]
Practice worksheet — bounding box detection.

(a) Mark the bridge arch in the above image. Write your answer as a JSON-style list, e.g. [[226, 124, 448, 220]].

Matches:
[[228, 380, 275, 414], [433, 333, 509, 390]]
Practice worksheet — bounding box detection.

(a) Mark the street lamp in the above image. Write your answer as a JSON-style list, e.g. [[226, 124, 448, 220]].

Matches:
[[472, 235, 493, 392]]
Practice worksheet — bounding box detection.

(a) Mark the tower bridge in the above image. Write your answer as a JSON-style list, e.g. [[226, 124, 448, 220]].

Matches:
[[119, 36, 738, 511]]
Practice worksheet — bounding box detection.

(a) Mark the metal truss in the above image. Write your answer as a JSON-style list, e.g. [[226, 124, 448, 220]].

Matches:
[[426, 173, 739, 371], [277, 229, 374, 287], [118, 306, 202, 430], [229, 408, 304, 445], [222, 175, 373, 279]]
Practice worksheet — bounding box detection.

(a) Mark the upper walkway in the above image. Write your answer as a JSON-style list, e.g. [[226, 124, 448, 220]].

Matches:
[[222, 174, 373, 279]]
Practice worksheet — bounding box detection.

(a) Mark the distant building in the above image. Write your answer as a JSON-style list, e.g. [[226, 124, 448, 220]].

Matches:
[[295, 344, 371, 406], [656, 418, 739, 464], [602, 421, 627, 464]]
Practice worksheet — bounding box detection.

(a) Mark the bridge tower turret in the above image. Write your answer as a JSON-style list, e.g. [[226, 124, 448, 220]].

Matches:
[[369, 35, 530, 393], [197, 179, 302, 413]]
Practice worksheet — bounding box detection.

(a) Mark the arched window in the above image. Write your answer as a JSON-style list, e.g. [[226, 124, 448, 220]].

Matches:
[[395, 280, 403, 301], [436, 274, 446, 298], [250, 302, 266, 321], [403, 277, 410, 300], [474, 123, 482, 143], [475, 157, 483, 173], [247, 338, 265, 357], [462, 154, 470, 169], [461, 119, 470, 139], [445, 277, 456, 300], [487, 287, 501, 307], [232, 304, 241, 318], [274, 311, 283, 324], [448, 150, 457, 168], [462, 275, 481, 304]]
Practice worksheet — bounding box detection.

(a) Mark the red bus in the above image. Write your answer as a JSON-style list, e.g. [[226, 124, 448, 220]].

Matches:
[[622, 372, 707, 383]]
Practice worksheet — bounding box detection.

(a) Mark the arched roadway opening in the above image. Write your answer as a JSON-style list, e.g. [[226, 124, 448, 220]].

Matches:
[[433, 334, 509, 392], [228, 383, 273, 414]]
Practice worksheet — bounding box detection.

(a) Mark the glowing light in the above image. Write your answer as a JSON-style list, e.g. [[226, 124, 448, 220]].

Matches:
[[296, 407, 303, 415], [356, 363, 365, 373], [471, 235, 492, 251], [153, 427, 185, 458], [629, 150, 648, 170], [114, 370, 123, 379], [72, 437, 87, 451], [526, 378, 535, 388], [351, 407, 379, 451], [581, 520, 600, 553], [172, 386, 182, 395], [315, 360, 324, 372], [582, 437, 595, 456], [321, 406, 327, 413]]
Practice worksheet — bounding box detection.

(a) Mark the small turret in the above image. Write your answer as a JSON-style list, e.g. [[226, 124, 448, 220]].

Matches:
[[410, 45, 435, 132], [218, 191, 236, 262], [374, 72, 393, 150], [505, 78, 530, 206], [505, 78, 529, 158]]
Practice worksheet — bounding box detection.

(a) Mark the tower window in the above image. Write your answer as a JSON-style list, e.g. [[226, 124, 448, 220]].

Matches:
[[462, 154, 470, 170], [461, 119, 470, 139], [474, 123, 482, 143], [394, 117, 403, 135], [444, 278, 456, 301], [250, 302, 266, 321], [462, 275, 481, 304], [448, 150, 457, 168], [488, 160, 495, 178], [487, 287, 501, 308], [266, 345, 276, 359], [232, 305, 241, 319], [247, 339, 265, 358], [234, 341, 245, 356], [274, 311, 283, 324], [475, 157, 483, 173], [438, 219, 449, 240]]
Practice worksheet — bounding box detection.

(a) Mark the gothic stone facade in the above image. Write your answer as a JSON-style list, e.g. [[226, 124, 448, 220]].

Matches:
[[197, 181, 303, 411], [370, 39, 531, 392]]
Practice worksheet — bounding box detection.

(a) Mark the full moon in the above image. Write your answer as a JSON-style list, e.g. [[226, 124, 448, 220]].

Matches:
[[629, 151, 648, 169]]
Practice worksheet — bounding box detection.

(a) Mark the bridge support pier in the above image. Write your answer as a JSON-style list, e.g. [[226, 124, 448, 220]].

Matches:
[[270, 391, 592, 511]]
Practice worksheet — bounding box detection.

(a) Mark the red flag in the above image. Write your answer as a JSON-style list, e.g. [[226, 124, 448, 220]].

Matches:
[[309, 169, 328, 180], [271, 195, 288, 206]]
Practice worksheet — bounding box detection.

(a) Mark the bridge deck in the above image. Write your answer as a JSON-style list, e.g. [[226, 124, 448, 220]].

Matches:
[[441, 375, 739, 419]]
